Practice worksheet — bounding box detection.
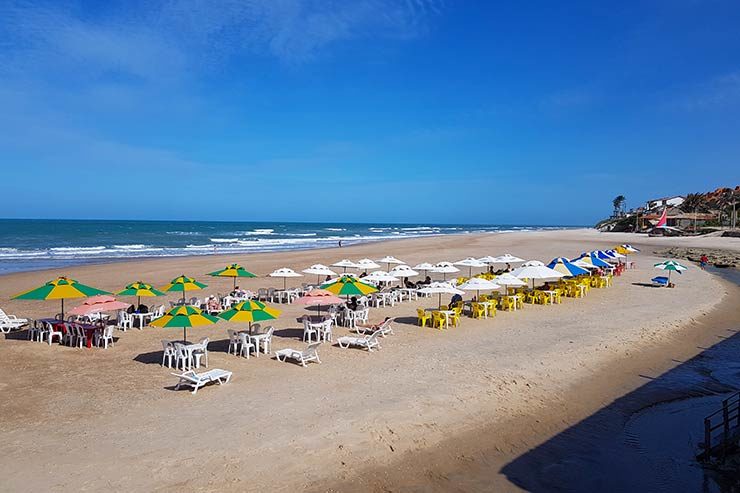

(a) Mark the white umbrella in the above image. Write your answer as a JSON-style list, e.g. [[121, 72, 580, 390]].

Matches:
[[377, 255, 405, 270], [521, 260, 545, 267], [605, 249, 626, 259], [492, 272, 527, 294], [332, 259, 361, 272], [356, 258, 380, 270], [458, 277, 501, 299], [413, 262, 435, 279], [269, 267, 303, 289], [418, 281, 465, 308], [493, 254, 525, 264], [389, 265, 419, 278], [454, 257, 488, 277], [510, 264, 565, 289], [302, 264, 338, 284], [362, 270, 399, 284], [432, 261, 460, 281]]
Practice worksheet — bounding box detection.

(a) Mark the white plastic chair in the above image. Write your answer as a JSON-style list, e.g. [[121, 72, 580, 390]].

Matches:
[[237, 333, 255, 359], [337, 331, 382, 352], [62, 322, 76, 346], [46, 321, 63, 345], [275, 342, 322, 367], [0, 308, 28, 333], [95, 325, 115, 348], [302, 317, 318, 343], [192, 337, 209, 367], [227, 329, 241, 355], [74, 325, 87, 348], [161, 340, 176, 367]]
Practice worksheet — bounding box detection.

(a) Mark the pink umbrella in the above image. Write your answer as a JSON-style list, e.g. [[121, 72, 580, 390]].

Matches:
[[68, 295, 131, 316], [293, 289, 343, 315]]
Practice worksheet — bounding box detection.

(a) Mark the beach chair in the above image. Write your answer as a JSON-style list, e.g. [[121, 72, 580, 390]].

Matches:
[[275, 342, 322, 367], [431, 311, 446, 330], [0, 308, 28, 333], [94, 325, 115, 349], [417, 308, 430, 328], [651, 276, 669, 287], [471, 302, 486, 319], [171, 369, 232, 394], [46, 321, 63, 345], [161, 340, 176, 367], [337, 331, 382, 352]]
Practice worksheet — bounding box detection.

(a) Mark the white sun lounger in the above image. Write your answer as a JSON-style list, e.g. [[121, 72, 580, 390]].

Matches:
[[337, 330, 381, 352], [0, 308, 28, 333], [171, 369, 232, 394], [275, 342, 322, 367]]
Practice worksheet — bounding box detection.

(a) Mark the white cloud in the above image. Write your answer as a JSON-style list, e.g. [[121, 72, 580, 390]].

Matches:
[[670, 71, 740, 111]]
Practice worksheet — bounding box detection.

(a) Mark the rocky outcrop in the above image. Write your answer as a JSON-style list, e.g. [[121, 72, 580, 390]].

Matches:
[[653, 247, 739, 268]]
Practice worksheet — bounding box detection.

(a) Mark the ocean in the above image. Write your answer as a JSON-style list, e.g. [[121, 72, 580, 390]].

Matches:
[[0, 219, 578, 275]]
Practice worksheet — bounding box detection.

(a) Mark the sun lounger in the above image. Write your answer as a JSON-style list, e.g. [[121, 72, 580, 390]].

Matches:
[[651, 276, 669, 287], [171, 369, 232, 394], [0, 308, 28, 333], [275, 342, 322, 367], [337, 330, 381, 352]]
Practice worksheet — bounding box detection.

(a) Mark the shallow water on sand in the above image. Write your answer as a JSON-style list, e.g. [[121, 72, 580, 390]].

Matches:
[[502, 267, 740, 492]]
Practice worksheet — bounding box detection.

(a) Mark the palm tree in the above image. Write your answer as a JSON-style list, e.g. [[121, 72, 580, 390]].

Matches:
[[612, 195, 626, 217]]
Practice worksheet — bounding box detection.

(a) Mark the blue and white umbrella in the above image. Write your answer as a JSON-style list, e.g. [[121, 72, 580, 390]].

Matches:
[[573, 253, 610, 268], [547, 257, 589, 277]]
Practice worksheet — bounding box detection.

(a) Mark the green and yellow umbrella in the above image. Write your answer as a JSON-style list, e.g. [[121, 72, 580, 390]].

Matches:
[[117, 281, 166, 306], [207, 264, 256, 289], [12, 276, 111, 317], [217, 300, 281, 334], [150, 305, 218, 342], [160, 275, 207, 304], [321, 275, 378, 298]]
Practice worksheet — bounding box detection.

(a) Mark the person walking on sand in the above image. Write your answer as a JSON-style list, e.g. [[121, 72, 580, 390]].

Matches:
[[700, 254, 709, 270]]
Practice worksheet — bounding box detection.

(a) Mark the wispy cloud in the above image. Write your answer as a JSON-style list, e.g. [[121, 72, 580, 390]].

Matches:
[[669, 71, 740, 111]]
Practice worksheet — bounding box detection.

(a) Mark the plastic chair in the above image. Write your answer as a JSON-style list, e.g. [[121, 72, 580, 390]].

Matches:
[[161, 340, 176, 367], [417, 308, 430, 327]]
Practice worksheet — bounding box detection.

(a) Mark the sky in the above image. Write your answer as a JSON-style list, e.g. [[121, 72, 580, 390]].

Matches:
[[1, 0, 739, 225]]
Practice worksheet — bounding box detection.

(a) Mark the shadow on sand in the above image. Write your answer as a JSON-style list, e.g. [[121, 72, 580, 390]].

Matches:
[[500, 327, 740, 492]]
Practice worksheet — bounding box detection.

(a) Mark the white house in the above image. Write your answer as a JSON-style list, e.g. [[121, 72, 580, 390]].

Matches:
[[646, 195, 684, 210]]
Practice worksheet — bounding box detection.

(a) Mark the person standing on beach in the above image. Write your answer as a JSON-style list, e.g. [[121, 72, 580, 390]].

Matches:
[[338, 240, 342, 248], [700, 254, 709, 269]]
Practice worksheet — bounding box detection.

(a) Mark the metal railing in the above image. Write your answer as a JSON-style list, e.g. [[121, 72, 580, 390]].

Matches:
[[699, 392, 740, 462]]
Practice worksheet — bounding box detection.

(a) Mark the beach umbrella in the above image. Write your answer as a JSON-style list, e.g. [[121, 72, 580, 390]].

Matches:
[[493, 254, 525, 264], [413, 262, 435, 278], [510, 264, 565, 289], [457, 277, 501, 299], [293, 289, 343, 315], [521, 260, 545, 267], [217, 300, 281, 335], [605, 249, 626, 259], [654, 260, 687, 284], [207, 263, 256, 289], [571, 259, 598, 270], [478, 255, 499, 265], [150, 305, 218, 342], [302, 264, 337, 284], [362, 271, 399, 284], [356, 258, 381, 270], [418, 281, 465, 308], [117, 281, 166, 307], [547, 257, 589, 277], [321, 275, 378, 298], [269, 267, 303, 290], [161, 275, 207, 304], [12, 276, 111, 318], [573, 253, 610, 269], [491, 272, 527, 294], [432, 261, 460, 281], [389, 265, 420, 286], [332, 259, 361, 272], [619, 244, 640, 253], [377, 255, 405, 270], [589, 250, 616, 262], [68, 295, 130, 317], [454, 257, 488, 277]]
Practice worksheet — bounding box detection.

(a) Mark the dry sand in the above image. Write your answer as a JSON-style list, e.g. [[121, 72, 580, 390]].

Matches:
[[0, 229, 737, 492]]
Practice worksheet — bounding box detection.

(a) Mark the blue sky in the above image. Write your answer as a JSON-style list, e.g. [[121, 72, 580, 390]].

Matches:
[[1, 1, 739, 225]]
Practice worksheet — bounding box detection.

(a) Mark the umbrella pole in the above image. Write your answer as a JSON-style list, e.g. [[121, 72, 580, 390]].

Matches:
[[284, 278, 287, 290], [61, 299, 64, 319], [233, 277, 237, 290], [183, 326, 187, 343], [249, 321, 252, 336]]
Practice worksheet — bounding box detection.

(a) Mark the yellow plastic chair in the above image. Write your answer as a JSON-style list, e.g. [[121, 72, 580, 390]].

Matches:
[[449, 310, 461, 327], [471, 302, 486, 319], [417, 308, 430, 328], [431, 311, 446, 330], [486, 302, 497, 317], [500, 296, 514, 312], [479, 294, 489, 302]]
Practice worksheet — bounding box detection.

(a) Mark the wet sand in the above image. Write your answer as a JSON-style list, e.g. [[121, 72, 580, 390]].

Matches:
[[0, 229, 737, 491]]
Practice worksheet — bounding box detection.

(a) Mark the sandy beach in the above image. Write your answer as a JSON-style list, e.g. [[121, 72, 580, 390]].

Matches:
[[1, 229, 738, 492]]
